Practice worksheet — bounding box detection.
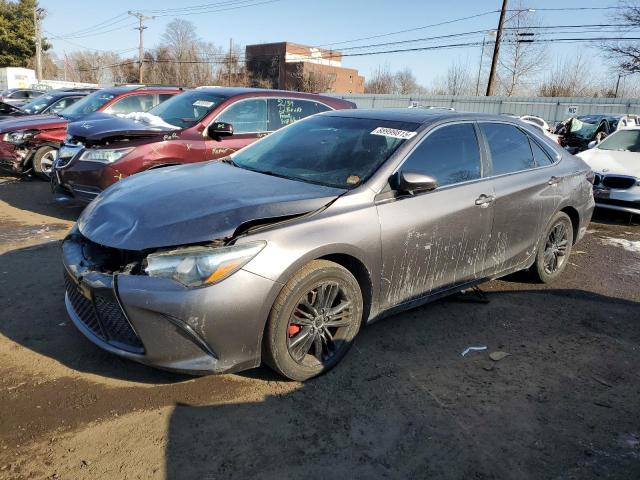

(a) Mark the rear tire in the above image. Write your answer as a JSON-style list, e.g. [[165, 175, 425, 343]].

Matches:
[[32, 146, 57, 179], [263, 260, 363, 381], [530, 211, 574, 283]]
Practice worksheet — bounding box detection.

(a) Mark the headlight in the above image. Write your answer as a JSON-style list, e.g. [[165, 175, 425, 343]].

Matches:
[[2, 131, 35, 144], [79, 147, 134, 164], [145, 241, 266, 287]]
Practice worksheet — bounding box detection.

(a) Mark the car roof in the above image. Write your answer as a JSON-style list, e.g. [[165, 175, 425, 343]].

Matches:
[[322, 108, 515, 125], [194, 86, 342, 100], [97, 85, 183, 96]]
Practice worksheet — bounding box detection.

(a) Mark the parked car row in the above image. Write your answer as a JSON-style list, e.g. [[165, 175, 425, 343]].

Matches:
[[0, 85, 182, 177]]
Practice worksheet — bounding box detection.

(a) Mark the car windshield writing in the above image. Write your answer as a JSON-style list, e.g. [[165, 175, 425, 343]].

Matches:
[[597, 129, 640, 153], [148, 91, 225, 128], [60, 91, 115, 120], [232, 115, 419, 189]]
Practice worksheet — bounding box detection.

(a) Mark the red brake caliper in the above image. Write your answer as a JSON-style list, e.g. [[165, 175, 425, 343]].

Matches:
[[288, 324, 301, 337]]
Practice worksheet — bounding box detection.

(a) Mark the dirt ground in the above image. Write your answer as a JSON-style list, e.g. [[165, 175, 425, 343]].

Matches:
[[1, 175, 639, 480]]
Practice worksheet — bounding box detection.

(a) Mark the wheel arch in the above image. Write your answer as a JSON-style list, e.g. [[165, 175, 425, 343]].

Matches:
[[559, 205, 580, 245]]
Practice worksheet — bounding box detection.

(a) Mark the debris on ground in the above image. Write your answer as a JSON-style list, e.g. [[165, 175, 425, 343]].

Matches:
[[461, 345, 487, 356], [489, 351, 511, 362]]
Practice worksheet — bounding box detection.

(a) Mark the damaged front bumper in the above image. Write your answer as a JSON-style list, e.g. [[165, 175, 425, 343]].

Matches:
[[0, 141, 30, 174], [62, 231, 281, 374]]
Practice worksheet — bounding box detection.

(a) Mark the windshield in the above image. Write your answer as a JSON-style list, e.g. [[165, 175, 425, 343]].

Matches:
[[59, 90, 115, 120], [147, 91, 225, 128], [570, 118, 600, 140], [21, 94, 55, 114], [231, 115, 419, 189], [597, 129, 640, 153]]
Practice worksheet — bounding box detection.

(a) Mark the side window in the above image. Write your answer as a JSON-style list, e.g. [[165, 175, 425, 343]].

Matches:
[[216, 99, 268, 134], [104, 94, 156, 115], [49, 97, 80, 113], [11, 90, 28, 99], [481, 123, 536, 176], [529, 138, 553, 166], [158, 93, 174, 104], [267, 98, 329, 131], [401, 123, 482, 187]]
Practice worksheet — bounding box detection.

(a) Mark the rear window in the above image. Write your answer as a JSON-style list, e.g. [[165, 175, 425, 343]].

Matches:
[[481, 123, 536, 175]]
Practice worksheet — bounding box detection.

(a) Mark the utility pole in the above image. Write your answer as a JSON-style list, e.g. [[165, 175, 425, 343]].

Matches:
[[128, 11, 154, 84], [33, 6, 45, 83], [228, 38, 233, 87], [486, 0, 508, 96]]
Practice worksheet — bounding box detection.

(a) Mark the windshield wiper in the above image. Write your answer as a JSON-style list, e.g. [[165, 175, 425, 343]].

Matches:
[[220, 157, 238, 167]]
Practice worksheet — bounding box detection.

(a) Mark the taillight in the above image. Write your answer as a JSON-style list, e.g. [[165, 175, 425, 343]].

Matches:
[[586, 170, 595, 184]]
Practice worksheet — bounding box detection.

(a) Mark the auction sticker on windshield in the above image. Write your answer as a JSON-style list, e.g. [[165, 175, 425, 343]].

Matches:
[[193, 100, 215, 108], [370, 127, 417, 139]]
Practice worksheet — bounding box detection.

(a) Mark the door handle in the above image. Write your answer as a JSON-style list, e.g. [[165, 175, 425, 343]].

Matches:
[[475, 194, 495, 207], [548, 176, 560, 186]]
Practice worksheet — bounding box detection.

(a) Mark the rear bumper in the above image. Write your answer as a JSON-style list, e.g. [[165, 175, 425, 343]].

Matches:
[[62, 232, 281, 374]]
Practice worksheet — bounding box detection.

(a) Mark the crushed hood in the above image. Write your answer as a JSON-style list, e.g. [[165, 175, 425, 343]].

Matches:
[[67, 112, 173, 143], [78, 162, 345, 250], [577, 148, 640, 178], [0, 114, 67, 133]]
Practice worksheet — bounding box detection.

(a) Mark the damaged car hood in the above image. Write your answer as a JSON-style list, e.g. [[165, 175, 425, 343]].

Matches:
[[577, 148, 640, 178], [78, 162, 345, 250], [67, 113, 173, 142], [0, 114, 67, 133]]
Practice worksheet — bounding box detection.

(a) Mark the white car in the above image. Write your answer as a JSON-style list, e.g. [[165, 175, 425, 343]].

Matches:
[[520, 115, 550, 132], [577, 127, 640, 215], [520, 118, 561, 144]]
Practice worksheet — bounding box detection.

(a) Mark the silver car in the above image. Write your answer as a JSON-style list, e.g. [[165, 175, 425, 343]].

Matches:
[[62, 109, 595, 380]]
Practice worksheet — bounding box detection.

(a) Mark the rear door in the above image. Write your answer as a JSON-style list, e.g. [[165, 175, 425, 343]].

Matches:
[[376, 122, 494, 309], [479, 122, 563, 275]]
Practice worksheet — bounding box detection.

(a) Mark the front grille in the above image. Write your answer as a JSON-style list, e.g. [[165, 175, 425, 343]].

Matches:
[[593, 174, 602, 186], [64, 270, 103, 337], [94, 293, 143, 350], [64, 269, 144, 353], [56, 144, 83, 168], [602, 175, 636, 190]]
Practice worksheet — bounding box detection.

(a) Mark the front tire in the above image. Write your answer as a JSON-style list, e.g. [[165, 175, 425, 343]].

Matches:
[[263, 260, 363, 381], [32, 146, 57, 179], [531, 211, 574, 283]]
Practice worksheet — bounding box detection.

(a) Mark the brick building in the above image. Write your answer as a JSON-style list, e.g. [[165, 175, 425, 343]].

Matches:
[[245, 42, 365, 94]]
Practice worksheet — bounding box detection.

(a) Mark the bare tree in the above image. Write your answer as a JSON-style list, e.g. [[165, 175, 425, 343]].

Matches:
[[289, 64, 335, 93], [537, 53, 596, 97], [496, 5, 547, 96], [393, 67, 422, 94], [431, 61, 473, 95], [364, 65, 395, 94], [602, 1, 640, 74]]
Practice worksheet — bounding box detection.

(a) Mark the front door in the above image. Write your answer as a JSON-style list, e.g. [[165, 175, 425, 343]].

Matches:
[[376, 122, 494, 310], [205, 98, 269, 159]]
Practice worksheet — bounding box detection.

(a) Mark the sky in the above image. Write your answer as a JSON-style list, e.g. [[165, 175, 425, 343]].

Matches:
[[39, 0, 628, 89]]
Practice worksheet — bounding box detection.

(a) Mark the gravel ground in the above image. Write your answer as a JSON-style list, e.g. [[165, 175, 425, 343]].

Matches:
[[1, 176, 639, 480]]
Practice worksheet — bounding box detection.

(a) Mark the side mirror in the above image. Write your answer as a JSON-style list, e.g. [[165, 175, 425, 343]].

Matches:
[[391, 171, 439, 195], [587, 140, 597, 149], [207, 122, 233, 141]]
